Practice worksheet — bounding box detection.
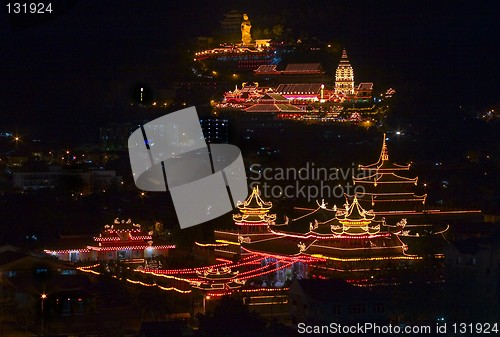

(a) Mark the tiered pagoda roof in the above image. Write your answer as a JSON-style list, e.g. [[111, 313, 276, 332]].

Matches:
[[233, 186, 276, 225], [353, 134, 427, 212], [331, 196, 379, 235], [193, 266, 245, 292]]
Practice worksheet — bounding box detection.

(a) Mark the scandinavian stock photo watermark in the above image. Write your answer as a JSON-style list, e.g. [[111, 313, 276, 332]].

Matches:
[[248, 162, 369, 202]]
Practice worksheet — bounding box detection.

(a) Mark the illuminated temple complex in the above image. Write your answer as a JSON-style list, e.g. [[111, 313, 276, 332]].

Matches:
[[209, 135, 463, 285], [44, 136, 480, 296], [195, 12, 374, 113], [220, 49, 374, 108], [214, 186, 425, 283]]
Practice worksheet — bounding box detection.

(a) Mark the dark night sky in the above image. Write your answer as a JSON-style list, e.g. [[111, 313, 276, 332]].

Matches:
[[1, 0, 498, 143]]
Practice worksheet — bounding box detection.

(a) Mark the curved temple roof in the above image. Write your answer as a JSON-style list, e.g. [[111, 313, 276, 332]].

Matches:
[[233, 186, 276, 223]]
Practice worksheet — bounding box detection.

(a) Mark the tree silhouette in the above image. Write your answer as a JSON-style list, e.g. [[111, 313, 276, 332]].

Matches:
[[137, 287, 171, 322]]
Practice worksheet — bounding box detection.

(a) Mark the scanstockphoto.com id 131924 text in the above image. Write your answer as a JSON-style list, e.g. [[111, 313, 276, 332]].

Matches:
[[297, 322, 448, 335]]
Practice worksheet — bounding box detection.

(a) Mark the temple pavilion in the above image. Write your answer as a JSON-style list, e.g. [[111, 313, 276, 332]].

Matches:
[[45, 218, 175, 262]]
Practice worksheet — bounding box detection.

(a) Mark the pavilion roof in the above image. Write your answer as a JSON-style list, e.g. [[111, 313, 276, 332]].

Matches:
[[336, 196, 375, 222], [254, 65, 279, 74], [282, 63, 323, 73], [356, 82, 374, 90], [276, 83, 323, 95], [259, 93, 289, 102], [353, 172, 418, 184], [237, 186, 272, 210]]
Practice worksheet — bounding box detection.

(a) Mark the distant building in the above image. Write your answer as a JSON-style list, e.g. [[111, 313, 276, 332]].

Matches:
[[100, 122, 137, 151], [92, 170, 123, 191], [196, 36, 214, 50], [200, 117, 230, 143], [12, 167, 122, 194], [0, 246, 95, 317], [13, 168, 92, 194], [175, 81, 232, 105], [445, 234, 500, 307], [219, 10, 243, 41]]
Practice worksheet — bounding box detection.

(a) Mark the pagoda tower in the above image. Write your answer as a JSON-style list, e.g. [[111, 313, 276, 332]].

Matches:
[[334, 49, 355, 96], [233, 185, 276, 234], [213, 186, 276, 260], [353, 134, 427, 212]]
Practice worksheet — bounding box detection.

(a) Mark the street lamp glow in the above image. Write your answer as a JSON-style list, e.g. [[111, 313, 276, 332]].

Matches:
[[41, 293, 47, 336]]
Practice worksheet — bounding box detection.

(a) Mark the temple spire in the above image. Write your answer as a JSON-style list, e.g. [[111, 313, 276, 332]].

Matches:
[[380, 133, 389, 161], [341, 48, 349, 60]]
